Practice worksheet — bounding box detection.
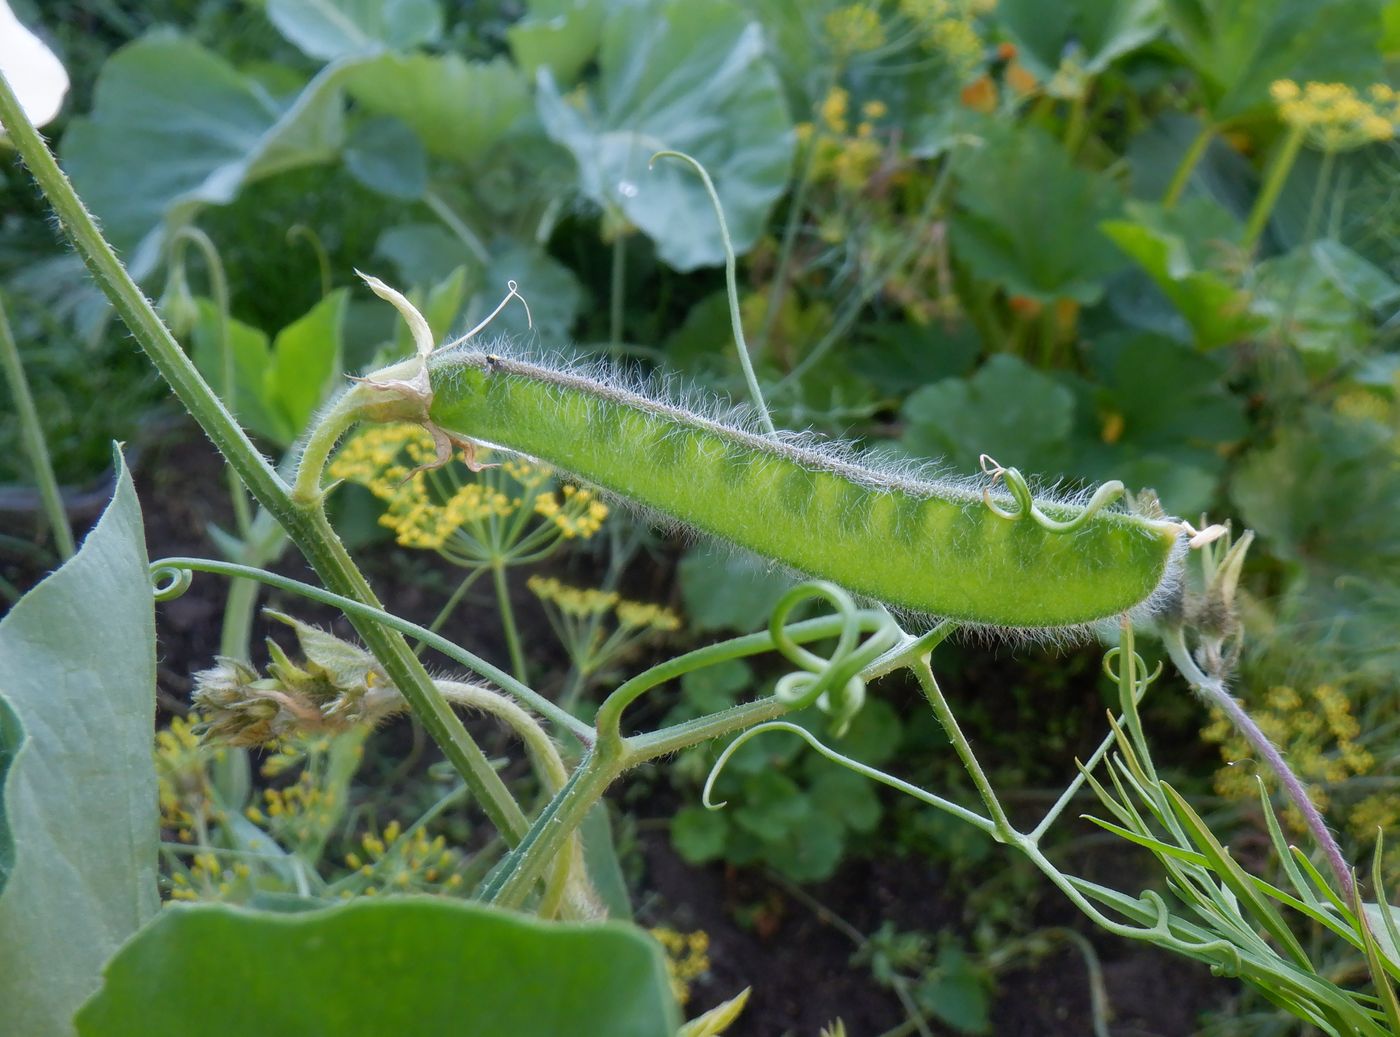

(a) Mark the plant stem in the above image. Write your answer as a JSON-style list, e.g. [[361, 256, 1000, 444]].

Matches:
[[1165, 629, 1356, 905], [1163, 122, 1215, 208], [413, 565, 488, 657], [651, 150, 776, 436], [0, 76, 529, 845], [1243, 125, 1305, 253], [911, 653, 1017, 841], [1302, 147, 1338, 246], [170, 225, 251, 539], [481, 747, 625, 909], [423, 189, 491, 265], [491, 560, 529, 684], [0, 291, 75, 559]]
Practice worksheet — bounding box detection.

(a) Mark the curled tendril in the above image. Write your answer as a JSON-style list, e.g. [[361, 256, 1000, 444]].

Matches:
[[766, 582, 900, 729], [1100, 647, 1163, 689], [979, 454, 1125, 533], [150, 562, 193, 601]]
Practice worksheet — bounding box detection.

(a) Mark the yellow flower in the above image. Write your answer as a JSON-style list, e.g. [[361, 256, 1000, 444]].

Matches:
[[1270, 79, 1400, 149], [824, 5, 886, 55]]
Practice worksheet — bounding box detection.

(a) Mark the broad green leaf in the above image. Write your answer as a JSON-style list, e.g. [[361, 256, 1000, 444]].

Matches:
[[0, 455, 158, 1037], [263, 287, 348, 442], [375, 222, 481, 289], [1101, 198, 1263, 349], [901, 355, 1075, 477], [1252, 246, 1378, 365], [266, 0, 443, 62], [475, 239, 585, 344], [61, 34, 351, 277], [678, 542, 796, 633], [343, 115, 427, 199], [999, 0, 1164, 79], [1307, 239, 1400, 312], [809, 768, 881, 835], [1072, 333, 1246, 514], [75, 899, 680, 1036], [671, 805, 729, 864], [508, 0, 610, 84], [191, 291, 347, 447], [535, 0, 795, 271], [347, 54, 530, 165], [950, 124, 1124, 303], [915, 947, 992, 1035], [1164, 0, 1385, 122]]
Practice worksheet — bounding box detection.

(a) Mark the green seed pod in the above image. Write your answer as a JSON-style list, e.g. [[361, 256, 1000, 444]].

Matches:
[[428, 349, 1185, 633]]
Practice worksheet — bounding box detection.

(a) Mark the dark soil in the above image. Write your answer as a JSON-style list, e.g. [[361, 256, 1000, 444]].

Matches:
[[4, 423, 1231, 1035]]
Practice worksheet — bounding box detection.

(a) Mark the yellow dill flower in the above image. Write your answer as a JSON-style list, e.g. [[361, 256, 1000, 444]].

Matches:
[[651, 927, 711, 1006], [1270, 79, 1400, 149], [616, 599, 683, 632], [528, 575, 619, 617], [344, 819, 462, 895], [825, 4, 886, 56], [532, 484, 608, 539], [155, 715, 225, 841], [820, 86, 850, 134], [1203, 683, 1376, 828], [861, 99, 888, 119]]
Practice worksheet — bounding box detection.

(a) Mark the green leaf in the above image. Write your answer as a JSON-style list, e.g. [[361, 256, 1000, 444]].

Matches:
[[343, 115, 427, 199], [1073, 333, 1246, 514], [999, 0, 1164, 79], [0, 455, 158, 1037], [1164, 0, 1386, 122], [1101, 198, 1263, 349], [678, 542, 796, 633], [75, 899, 680, 1036], [535, 0, 795, 271], [375, 223, 481, 288], [671, 805, 729, 864], [508, 0, 610, 84], [189, 299, 281, 442], [1251, 246, 1377, 366], [1307, 239, 1400, 312], [902, 355, 1075, 477], [477, 240, 585, 344], [1160, 784, 1313, 969], [347, 54, 530, 165], [266, 0, 443, 62], [915, 947, 992, 1035], [950, 123, 1124, 303], [61, 34, 351, 277], [263, 287, 348, 442], [809, 768, 881, 835]]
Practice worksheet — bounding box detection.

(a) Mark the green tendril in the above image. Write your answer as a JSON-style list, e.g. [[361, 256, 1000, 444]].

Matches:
[[980, 454, 1126, 533]]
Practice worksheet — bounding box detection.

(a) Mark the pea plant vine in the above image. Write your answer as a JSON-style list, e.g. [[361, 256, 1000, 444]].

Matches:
[[1, 63, 1398, 1037]]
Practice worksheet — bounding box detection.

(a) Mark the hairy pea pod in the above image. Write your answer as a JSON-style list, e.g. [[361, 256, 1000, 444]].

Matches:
[[427, 349, 1185, 632]]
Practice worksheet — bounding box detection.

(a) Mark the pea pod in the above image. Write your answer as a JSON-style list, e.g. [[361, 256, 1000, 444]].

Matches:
[[428, 349, 1184, 631]]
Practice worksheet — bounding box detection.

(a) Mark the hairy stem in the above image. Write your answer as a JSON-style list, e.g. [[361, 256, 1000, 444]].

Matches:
[[1165, 628, 1355, 904], [0, 76, 529, 845]]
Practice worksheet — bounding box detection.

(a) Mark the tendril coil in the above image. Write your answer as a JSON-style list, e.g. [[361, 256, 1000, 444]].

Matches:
[[766, 581, 901, 734], [979, 454, 1125, 534], [150, 562, 193, 601]]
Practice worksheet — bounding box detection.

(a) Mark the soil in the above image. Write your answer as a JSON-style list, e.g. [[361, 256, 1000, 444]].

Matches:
[[2, 421, 1231, 1035]]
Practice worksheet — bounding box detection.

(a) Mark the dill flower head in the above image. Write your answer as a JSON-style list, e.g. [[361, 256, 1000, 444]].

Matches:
[[342, 817, 464, 897], [1271, 79, 1400, 149], [824, 5, 886, 56], [651, 927, 712, 1006], [155, 715, 219, 841], [528, 575, 619, 618], [329, 424, 608, 552]]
